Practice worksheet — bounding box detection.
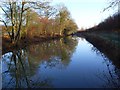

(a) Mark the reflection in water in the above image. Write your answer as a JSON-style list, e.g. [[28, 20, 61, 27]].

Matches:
[[2, 37, 120, 88], [27, 37, 77, 69], [91, 46, 120, 88], [2, 50, 53, 88], [2, 37, 78, 88], [85, 36, 120, 68]]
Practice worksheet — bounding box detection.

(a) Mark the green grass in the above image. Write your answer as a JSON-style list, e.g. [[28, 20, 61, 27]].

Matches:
[[97, 32, 120, 46], [85, 31, 120, 47]]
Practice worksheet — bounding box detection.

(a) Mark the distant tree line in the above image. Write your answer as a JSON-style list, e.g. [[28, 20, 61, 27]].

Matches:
[[86, 0, 120, 32], [86, 13, 120, 31]]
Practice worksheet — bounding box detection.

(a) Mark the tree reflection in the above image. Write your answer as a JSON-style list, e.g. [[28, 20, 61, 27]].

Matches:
[[2, 36, 78, 88], [91, 46, 120, 88], [2, 50, 54, 88], [86, 36, 120, 68], [26, 36, 77, 68]]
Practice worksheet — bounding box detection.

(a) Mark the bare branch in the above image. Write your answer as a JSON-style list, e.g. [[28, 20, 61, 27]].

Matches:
[[103, 0, 120, 12], [23, 7, 30, 12], [0, 19, 8, 28], [0, 6, 11, 19]]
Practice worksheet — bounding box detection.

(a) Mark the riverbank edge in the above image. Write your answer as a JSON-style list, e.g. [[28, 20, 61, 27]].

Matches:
[[2, 35, 71, 55]]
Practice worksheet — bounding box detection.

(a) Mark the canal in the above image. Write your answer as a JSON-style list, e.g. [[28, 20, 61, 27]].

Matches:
[[2, 36, 120, 88]]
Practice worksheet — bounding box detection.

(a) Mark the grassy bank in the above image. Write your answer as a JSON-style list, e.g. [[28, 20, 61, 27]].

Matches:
[[77, 30, 120, 46], [87, 30, 119, 46]]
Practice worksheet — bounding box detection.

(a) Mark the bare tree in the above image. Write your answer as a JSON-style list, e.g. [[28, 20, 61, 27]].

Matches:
[[0, 0, 52, 44]]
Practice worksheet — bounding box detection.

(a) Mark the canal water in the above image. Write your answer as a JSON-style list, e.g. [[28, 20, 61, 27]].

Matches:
[[2, 36, 120, 88]]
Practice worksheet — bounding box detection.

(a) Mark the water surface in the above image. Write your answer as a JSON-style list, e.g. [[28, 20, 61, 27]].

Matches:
[[2, 37, 120, 88]]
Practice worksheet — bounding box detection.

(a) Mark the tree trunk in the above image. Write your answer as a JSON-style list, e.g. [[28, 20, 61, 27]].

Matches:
[[15, 2, 24, 44]]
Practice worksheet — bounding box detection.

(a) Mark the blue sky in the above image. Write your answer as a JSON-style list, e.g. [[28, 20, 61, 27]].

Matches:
[[0, 0, 116, 29], [52, 0, 116, 29]]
